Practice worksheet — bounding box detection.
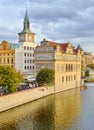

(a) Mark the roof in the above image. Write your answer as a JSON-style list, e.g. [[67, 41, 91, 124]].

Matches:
[[77, 44, 83, 51], [19, 9, 35, 34], [8, 43, 23, 50], [47, 41, 59, 48], [59, 43, 68, 52], [40, 39, 78, 54], [84, 52, 92, 55]]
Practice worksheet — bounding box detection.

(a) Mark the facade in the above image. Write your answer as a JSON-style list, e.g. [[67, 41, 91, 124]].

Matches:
[[15, 9, 37, 78], [76, 45, 85, 67], [84, 52, 94, 67], [0, 41, 15, 68], [76, 45, 94, 67], [35, 39, 81, 93]]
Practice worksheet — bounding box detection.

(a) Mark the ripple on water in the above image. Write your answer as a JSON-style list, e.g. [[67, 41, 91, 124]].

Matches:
[[0, 85, 94, 130]]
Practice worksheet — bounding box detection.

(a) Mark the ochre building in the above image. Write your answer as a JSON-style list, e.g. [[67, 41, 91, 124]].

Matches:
[[83, 52, 94, 67], [77, 45, 94, 67], [35, 39, 81, 92], [0, 41, 15, 68]]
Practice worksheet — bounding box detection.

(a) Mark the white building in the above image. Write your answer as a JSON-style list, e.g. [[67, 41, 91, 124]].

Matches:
[[15, 9, 37, 78]]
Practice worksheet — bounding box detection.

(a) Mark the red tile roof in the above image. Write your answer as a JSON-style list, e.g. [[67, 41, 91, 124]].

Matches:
[[46, 40, 77, 54], [47, 41, 59, 48], [59, 43, 68, 52]]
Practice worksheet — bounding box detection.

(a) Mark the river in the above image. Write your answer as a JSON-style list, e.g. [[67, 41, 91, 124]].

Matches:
[[0, 83, 94, 130]]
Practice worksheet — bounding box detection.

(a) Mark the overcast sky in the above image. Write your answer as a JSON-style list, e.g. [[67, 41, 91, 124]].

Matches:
[[0, 0, 94, 53]]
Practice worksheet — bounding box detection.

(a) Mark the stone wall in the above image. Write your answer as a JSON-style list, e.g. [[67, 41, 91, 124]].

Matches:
[[0, 86, 54, 113], [0, 82, 84, 113]]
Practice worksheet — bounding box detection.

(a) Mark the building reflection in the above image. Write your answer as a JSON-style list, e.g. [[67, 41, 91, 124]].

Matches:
[[54, 88, 81, 130], [0, 88, 81, 130]]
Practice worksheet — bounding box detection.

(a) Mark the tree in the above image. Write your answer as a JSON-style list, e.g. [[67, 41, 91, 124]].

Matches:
[[81, 65, 85, 77], [0, 66, 24, 93], [85, 70, 89, 77], [88, 63, 94, 70], [36, 68, 55, 86]]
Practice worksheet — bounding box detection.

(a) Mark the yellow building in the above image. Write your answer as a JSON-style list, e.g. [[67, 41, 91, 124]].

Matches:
[[0, 41, 15, 68], [83, 52, 94, 67], [35, 39, 81, 93], [77, 45, 94, 68]]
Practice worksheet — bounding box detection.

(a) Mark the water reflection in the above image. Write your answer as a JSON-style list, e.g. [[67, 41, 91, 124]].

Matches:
[[54, 89, 81, 130], [0, 88, 81, 130]]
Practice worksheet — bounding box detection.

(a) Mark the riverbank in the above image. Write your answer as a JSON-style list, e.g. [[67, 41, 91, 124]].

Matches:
[[0, 79, 84, 112], [84, 77, 94, 82], [0, 86, 54, 112]]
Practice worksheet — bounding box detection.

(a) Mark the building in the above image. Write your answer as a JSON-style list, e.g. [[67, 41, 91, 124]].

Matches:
[[0, 41, 15, 68], [76, 45, 94, 67], [84, 52, 94, 67], [15, 9, 37, 78], [76, 44, 85, 68], [35, 39, 81, 93]]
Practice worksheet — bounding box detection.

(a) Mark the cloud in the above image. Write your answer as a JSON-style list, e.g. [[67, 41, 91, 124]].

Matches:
[[0, 26, 19, 43], [0, 0, 94, 53]]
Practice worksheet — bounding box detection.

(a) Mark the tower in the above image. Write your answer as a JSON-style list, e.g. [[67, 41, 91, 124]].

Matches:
[[18, 9, 35, 43]]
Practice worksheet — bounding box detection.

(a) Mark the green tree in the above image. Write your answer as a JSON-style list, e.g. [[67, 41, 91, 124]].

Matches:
[[88, 63, 94, 70], [85, 70, 89, 77], [36, 68, 55, 86], [0, 66, 24, 93], [81, 65, 85, 77]]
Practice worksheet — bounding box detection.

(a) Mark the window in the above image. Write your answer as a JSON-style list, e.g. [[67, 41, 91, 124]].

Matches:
[[30, 53, 32, 57], [24, 60, 26, 63], [7, 59, 9, 63], [66, 76, 68, 82], [27, 47, 29, 50], [69, 76, 70, 81], [74, 75, 76, 80], [69, 64, 70, 72], [24, 46, 26, 50], [24, 53, 26, 57], [71, 64, 73, 71], [24, 66, 26, 69], [62, 77, 64, 82], [27, 66, 29, 69], [11, 59, 13, 63], [66, 64, 68, 72]]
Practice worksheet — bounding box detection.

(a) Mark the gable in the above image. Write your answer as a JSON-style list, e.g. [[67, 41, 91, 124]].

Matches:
[[66, 43, 73, 54]]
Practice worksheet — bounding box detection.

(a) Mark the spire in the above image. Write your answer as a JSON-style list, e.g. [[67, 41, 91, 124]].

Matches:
[[21, 8, 31, 33], [77, 44, 83, 51]]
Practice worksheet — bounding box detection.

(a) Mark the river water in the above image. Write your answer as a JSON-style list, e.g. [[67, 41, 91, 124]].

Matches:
[[0, 83, 94, 130]]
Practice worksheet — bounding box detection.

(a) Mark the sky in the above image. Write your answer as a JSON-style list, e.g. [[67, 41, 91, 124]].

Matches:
[[0, 0, 94, 53]]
